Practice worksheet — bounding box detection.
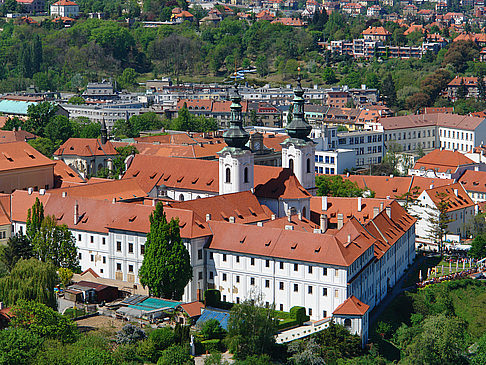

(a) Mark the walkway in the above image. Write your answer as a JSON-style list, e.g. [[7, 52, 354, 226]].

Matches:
[[275, 318, 332, 344]]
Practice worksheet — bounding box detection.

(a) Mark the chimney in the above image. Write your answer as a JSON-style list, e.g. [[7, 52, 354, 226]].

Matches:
[[257, 221, 263, 227], [373, 207, 379, 218], [271, 214, 276, 220], [322, 196, 328, 211], [337, 213, 344, 229], [320, 214, 328, 233], [285, 225, 294, 230], [454, 188, 458, 197], [229, 216, 235, 223], [287, 210, 292, 222], [39, 189, 45, 195], [74, 201, 79, 225], [206, 213, 211, 222], [390, 174, 394, 178], [346, 172, 350, 177], [386, 206, 391, 218], [357, 197, 362, 212], [386, 195, 390, 199], [28, 187, 33, 195], [430, 184, 434, 189], [347, 234, 351, 244], [112, 198, 116, 204], [62, 191, 67, 198], [298, 212, 302, 221]]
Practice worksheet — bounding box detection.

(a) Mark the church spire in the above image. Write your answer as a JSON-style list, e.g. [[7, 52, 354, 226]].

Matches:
[[223, 81, 249, 150], [286, 70, 312, 141], [101, 118, 108, 145]]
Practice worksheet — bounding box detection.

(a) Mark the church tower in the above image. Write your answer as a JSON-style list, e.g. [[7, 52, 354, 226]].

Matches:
[[218, 84, 254, 195], [281, 74, 316, 192]]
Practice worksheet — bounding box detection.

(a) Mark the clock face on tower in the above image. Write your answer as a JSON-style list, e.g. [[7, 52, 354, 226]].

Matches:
[[254, 142, 261, 150]]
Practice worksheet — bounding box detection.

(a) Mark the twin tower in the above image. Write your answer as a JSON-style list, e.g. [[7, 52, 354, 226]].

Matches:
[[218, 76, 316, 195]]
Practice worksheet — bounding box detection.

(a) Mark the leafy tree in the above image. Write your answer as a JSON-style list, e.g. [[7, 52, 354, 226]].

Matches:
[[477, 72, 486, 102], [0, 234, 32, 272], [288, 337, 325, 365], [426, 191, 453, 254], [25, 102, 58, 136], [156, 344, 193, 365], [466, 213, 486, 237], [117, 67, 138, 90], [322, 67, 337, 85], [380, 73, 396, 106], [1, 116, 25, 131], [112, 145, 138, 177], [116, 324, 146, 344], [314, 322, 363, 362], [315, 175, 364, 197], [0, 259, 58, 308], [77, 118, 101, 138], [469, 234, 486, 259], [32, 35, 43, 74], [201, 319, 226, 340], [442, 40, 479, 73], [0, 327, 43, 365], [26, 197, 44, 241], [28, 137, 58, 157], [139, 203, 192, 299], [138, 327, 175, 363], [226, 295, 277, 360], [68, 96, 86, 105], [44, 115, 79, 144], [421, 69, 452, 104], [11, 300, 78, 343], [58, 267, 73, 288], [255, 55, 269, 77], [456, 78, 468, 100], [407, 92, 431, 112], [32, 215, 80, 271]]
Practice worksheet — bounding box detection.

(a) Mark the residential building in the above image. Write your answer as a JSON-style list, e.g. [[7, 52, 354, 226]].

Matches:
[[409, 149, 481, 179], [459, 170, 486, 203], [15, 0, 45, 13], [362, 26, 391, 42], [446, 76, 486, 101], [337, 129, 384, 167], [50, 0, 79, 17], [83, 82, 116, 100]]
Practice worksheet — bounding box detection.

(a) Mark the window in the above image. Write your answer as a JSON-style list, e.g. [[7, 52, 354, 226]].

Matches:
[[323, 288, 328, 296], [223, 273, 227, 281], [308, 266, 313, 274], [294, 263, 298, 271], [306, 158, 310, 173], [117, 263, 122, 271], [90, 236, 94, 243], [116, 241, 122, 252], [279, 282, 284, 290], [265, 260, 270, 268], [100, 269, 103, 273], [323, 310, 327, 317], [323, 268, 328, 276], [251, 258, 255, 266], [289, 158, 294, 172], [334, 289, 339, 298], [223, 254, 227, 262], [236, 275, 240, 283], [198, 249, 202, 260], [90, 254, 94, 262], [79, 252, 82, 259], [103, 256, 106, 264], [250, 277, 255, 285], [294, 284, 298, 292], [344, 319, 352, 328], [309, 308, 312, 316], [128, 243, 134, 253], [102, 237, 106, 245], [335, 269, 339, 277], [223, 295, 227, 302], [209, 271, 214, 280], [236, 297, 240, 304], [236, 256, 240, 263], [129, 265, 133, 273], [244, 167, 249, 183], [140, 244, 145, 255], [209, 252, 214, 260], [265, 280, 270, 288], [78, 234, 81, 241], [280, 304, 284, 311], [179, 194, 184, 201], [280, 262, 284, 270], [198, 272, 203, 280], [308, 286, 313, 294], [225, 168, 231, 183]]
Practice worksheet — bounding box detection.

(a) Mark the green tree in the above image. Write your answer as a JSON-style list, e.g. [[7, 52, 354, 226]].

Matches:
[[1, 116, 25, 131], [0, 327, 43, 365], [0, 258, 57, 308], [380, 73, 396, 106], [314, 322, 363, 362], [477, 72, 486, 102], [28, 137, 57, 157], [44, 115, 79, 144], [255, 55, 269, 77], [157, 344, 192, 365], [442, 40, 480, 73], [456, 78, 468, 99], [58, 267, 73, 288], [31, 35, 43, 74], [68, 96, 86, 105], [32, 215, 80, 271], [315, 175, 364, 197], [117, 67, 138, 90], [11, 300, 78, 343], [0, 234, 32, 272], [469, 234, 486, 259], [26, 197, 44, 241], [77, 119, 102, 138], [201, 319, 226, 340], [288, 338, 325, 365], [322, 67, 337, 85], [25, 102, 58, 136], [138, 327, 176, 363], [226, 295, 277, 360], [139, 203, 192, 299]]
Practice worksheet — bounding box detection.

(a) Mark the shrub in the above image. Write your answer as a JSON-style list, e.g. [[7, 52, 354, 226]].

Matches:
[[201, 339, 223, 353], [204, 289, 221, 307], [289, 306, 309, 325], [138, 327, 175, 362], [200, 319, 225, 340], [157, 344, 192, 365], [116, 324, 147, 345]]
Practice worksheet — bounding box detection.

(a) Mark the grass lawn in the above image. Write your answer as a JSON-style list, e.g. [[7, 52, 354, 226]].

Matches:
[[430, 259, 474, 277]]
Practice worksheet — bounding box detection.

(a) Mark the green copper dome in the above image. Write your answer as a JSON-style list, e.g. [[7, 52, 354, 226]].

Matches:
[[223, 84, 250, 149], [286, 75, 311, 141]]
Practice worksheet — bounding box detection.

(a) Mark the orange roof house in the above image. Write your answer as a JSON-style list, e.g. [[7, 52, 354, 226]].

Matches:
[[411, 149, 477, 179]]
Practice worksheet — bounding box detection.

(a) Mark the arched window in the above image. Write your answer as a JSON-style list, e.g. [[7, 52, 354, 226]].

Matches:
[[302, 206, 307, 218], [179, 194, 185, 201], [289, 159, 294, 172], [244, 167, 249, 183], [344, 318, 352, 328], [225, 168, 231, 183], [306, 158, 310, 173]]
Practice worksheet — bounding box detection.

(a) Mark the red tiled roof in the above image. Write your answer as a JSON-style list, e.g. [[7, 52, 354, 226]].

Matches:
[[426, 182, 474, 212], [53, 160, 84, 188], [271, 18, 305, 26], [263, 214, 319, 232], [459, 170, 486, 193], [0, 141, 55, 171], [254, 168, 310, 200], [448, 76, 481, 87], [0, 130, 36, 143], [413, 149, 475, 173], [362, 26, 390, 36], [333, 296, 369, 316], [52, 0, 77, 5], [378, 113, 486, 131], [179, 301, 205, 317], [54, 138, 118, 157]]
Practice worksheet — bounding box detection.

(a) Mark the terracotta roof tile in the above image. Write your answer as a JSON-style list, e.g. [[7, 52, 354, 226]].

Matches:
[[413, 149, 475, 173], [426, 182, 474, 212], [459, 170, 486, 193], [179, 301, 205, 317], [54, 138, 118, 157], [53, 160, 85, 188], [332, 296, 369, 316], [0, 141, 55, 171]]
